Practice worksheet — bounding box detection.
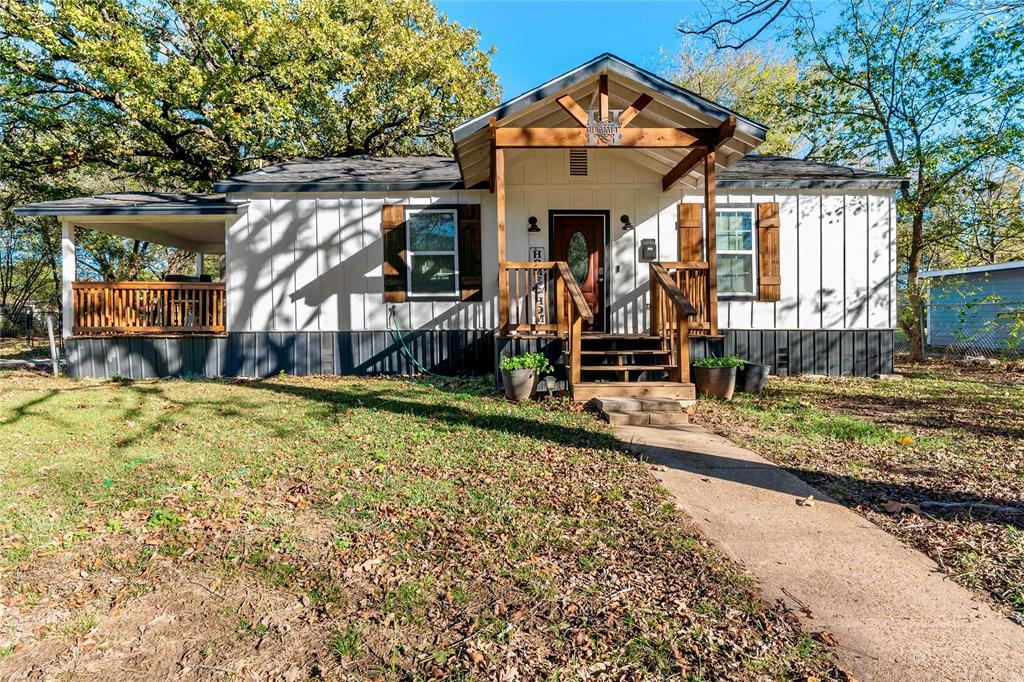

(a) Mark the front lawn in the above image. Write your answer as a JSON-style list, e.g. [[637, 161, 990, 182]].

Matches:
[[0, 373, 837, 679], [693, 362, 1024, 625]]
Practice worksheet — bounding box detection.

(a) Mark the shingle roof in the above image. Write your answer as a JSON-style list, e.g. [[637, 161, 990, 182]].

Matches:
[[16, 155, 908, 217], [212, 154, 906, 192], [14, 192, 243, 217], [214, 156, 463, 193], [718, 155, 907, 189]]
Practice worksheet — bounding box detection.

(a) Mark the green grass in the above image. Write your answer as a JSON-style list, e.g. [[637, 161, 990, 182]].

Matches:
[[0, 373, 837, 679]]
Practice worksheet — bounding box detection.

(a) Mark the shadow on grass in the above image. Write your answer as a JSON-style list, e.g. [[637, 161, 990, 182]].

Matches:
[[637, 431, 1024, 530]]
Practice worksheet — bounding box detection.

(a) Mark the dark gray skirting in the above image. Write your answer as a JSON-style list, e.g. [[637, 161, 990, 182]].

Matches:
[[66, 328, 894, 380], [491, 329, 895, 379], [66, 331, 494, 380], [691, 329, 894, 377]]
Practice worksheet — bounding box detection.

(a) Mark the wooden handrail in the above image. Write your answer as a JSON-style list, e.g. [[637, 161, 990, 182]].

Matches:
[[553, 262, 594, 323], [649, 263, 697, 316], [72, 281, 225, 335], [649, 263, 698, 383]]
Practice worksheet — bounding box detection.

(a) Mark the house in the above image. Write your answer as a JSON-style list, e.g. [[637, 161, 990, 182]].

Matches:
[[15, 53, 906, 398], [920, 261, 1024, 354]]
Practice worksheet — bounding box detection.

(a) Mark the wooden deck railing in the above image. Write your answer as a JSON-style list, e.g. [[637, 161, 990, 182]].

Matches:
[[649, 263, 698, 382], [653, 261, 717, 336], [72, 281, 225, 335], [502, 261, 593, 381]]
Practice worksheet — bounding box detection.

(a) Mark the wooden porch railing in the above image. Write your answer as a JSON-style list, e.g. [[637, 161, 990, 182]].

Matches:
[[653, 261, 717, 336], [72, 281, 225, 335], [650, 263, 698, 383], [502, 261, 593, 381]]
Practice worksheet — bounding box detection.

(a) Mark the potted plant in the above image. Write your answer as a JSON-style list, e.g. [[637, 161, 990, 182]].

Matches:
[[499, 352, 554, 401], [736, 359, 772, 394], [692, 355, 745, 400]]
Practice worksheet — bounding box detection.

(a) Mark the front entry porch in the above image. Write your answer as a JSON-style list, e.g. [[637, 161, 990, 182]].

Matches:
[[479, 70, 739, 400]]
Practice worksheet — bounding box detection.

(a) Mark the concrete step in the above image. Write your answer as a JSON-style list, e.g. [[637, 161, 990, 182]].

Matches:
[[603, 410, 689, 426], [594, 397, 693, 412]]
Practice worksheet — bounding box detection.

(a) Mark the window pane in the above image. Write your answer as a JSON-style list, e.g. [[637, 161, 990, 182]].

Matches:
[[718, 254, 753, 294], [410, 255, 457, 294], [567, 231, 590, 283], [409, 211, 456, 251], [716, 210, 752, 251]]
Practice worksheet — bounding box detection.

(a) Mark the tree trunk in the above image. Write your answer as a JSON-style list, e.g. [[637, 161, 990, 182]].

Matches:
[[904, 210, 926, 362]]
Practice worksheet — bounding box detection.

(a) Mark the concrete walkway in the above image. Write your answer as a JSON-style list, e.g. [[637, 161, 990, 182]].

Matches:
[[616, 422, 1024, 682]]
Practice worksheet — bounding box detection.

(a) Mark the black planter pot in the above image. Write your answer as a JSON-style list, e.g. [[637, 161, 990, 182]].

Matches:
[[736, 362, 771, 394], [693, 366, 737, 400]]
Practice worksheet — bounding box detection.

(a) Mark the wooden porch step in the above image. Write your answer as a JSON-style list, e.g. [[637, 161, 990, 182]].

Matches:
[[571, 381, 696, 402], [580, 364, 676, 372], [579, 349, 669, 355], [581, 333, 661, 340]]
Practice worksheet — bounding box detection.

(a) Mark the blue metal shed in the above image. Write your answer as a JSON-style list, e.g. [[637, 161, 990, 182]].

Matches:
[[921, 261, 1024, 352]]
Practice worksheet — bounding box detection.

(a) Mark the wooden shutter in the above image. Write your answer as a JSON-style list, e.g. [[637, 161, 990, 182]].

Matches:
[[458, 204, 482, 301], [757, 202, 781, 301], [677, 203, 703, 261], [382, 204, 406, 303]]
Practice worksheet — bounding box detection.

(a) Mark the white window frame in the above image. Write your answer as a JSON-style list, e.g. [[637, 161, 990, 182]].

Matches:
[[715, 206, 758, 297], [405, 207, 460, 297]]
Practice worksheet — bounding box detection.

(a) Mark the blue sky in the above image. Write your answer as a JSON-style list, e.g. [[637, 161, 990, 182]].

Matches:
[[436, 1, 701, 98]]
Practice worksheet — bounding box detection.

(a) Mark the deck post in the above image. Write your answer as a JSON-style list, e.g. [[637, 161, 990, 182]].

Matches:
[[495, 145, 509, 335], [704, 151, 719, 336], [195, 252, 204, 277], [61, 220, 75, 339]]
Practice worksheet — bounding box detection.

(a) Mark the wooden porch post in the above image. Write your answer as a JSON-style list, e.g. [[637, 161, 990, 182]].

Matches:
[[195, 252, 204, 277], [704, 151, 719, 336], [61, 220, 75, 339], [495, 146, 508, 335]]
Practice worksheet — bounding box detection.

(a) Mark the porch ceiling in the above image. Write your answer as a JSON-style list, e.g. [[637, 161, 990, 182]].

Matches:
[[453, 53, 767, 189], [69, 216, 229, 254], [13, 192, 241, 254]]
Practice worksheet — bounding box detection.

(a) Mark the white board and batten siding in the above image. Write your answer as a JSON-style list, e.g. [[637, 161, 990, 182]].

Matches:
[[224, 150, 897, 335], [226, 191, 499, 334], [503, 149, 897, 335]]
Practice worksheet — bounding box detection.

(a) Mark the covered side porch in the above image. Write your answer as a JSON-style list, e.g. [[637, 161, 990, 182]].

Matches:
[[452, 54, 769, 398], [15, 193, 240, 338]]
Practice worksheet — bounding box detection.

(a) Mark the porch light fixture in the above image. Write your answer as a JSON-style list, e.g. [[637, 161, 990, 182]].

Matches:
[[620, 214, 633, 231], [528, 216, 541, 233]]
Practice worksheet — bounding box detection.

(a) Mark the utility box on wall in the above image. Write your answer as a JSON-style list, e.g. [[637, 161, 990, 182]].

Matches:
[[638, 239, 657, 262]]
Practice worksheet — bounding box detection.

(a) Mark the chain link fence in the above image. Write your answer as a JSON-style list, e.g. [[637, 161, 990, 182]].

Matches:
[[895, 301, 1024, 359], [0, 308, 62, 359]]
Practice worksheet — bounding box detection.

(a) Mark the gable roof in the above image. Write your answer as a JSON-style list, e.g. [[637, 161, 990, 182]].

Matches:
[[452, 52, 768, 145], [451, 52, 769, 189]]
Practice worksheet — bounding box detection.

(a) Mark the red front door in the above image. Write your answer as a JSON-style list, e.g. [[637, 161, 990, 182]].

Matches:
[[552, 214, 604, 330]]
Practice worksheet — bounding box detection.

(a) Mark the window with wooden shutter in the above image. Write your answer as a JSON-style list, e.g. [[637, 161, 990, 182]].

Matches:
[[458, 204, 482, 301], [757, 202, 781, 301], [382, 204, 406, 303], [677, 203, 703, 261]]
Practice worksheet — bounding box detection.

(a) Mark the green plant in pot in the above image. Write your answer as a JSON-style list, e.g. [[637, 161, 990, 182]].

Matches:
[[499, 352, 554, 401], [692, 355, 745, 400]]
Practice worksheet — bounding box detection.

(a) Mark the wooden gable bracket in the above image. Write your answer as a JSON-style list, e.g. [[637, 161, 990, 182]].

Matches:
[[661, 115, 737, 193], [556, 95, 589, 127], [494, 126, 719, 148]]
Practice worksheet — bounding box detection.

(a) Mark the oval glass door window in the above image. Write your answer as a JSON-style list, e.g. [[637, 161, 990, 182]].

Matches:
[[567, 231, 589, 283]]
